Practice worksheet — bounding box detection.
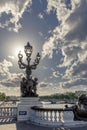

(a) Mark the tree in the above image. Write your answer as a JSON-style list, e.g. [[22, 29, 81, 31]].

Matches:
[[0, 92, 6, 100]]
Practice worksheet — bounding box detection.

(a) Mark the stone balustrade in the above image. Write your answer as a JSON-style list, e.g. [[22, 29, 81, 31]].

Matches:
[[30, 106, 75, 127], [0, 104, 87, 127], [0, 106, 17, 118]]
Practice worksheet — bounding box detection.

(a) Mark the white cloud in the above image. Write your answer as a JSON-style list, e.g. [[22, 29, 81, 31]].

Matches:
[[64, 59, 87, 78], [61, 78, 87, 89], [38, 81, 65, 95], [0, 59, 13, 76], [52, 71, 62, 78], [38, 81, 53, 88], [38, 32, 43, 36], [0, 73, 23, 87], [8, 55, 15, 60], [0, 0, 32, 32], [42, 66, 48, 70], [46, 0, 87, 66], [0, 85, 20, 96], [42, 0, 87, 90], [42, 36, 58, 58], [42, 0, 82, 59], [0, 59, 24, 88], [38, 13, 44, 19]]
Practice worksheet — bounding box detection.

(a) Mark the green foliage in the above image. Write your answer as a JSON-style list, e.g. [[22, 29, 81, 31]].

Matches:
[[5, 96, 11, 100], [0, 92, 6, 100], [40, 92, 78, 100], [0, 92, 12, 101]]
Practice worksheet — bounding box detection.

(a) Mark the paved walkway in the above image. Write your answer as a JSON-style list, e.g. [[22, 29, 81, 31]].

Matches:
[[0, 121, 53, 130], [0, 120, 87, 130], [0, 118, 87, 130]]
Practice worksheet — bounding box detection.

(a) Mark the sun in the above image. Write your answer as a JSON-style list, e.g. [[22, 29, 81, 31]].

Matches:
[[12, 45, 25, 58]]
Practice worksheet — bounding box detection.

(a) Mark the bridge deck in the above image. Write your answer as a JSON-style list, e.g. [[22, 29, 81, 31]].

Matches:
[[0, 121, 87, 130]]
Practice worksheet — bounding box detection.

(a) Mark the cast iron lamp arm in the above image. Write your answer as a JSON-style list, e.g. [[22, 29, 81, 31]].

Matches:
[[31, 52, 41, 69], [18, 61, 27, 69]]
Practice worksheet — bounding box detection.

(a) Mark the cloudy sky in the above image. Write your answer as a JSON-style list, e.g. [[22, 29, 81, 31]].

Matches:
[[0, 0, 87, 96]]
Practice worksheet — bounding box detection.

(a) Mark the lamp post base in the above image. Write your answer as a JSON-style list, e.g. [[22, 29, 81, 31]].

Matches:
[[17, 97, 42, 121]]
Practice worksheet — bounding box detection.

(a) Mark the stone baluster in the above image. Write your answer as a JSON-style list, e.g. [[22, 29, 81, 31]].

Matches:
[[9, 107, 11, 116], [56, 111, 59, 122], [39, 110, 43, 121], [50, 110, 53, 123], [2, 108, 4, 116], [7, 107, 9, 116], [10, 108, 12, 116], [13, 108, 15, 116], [7, 108, 9, 116], [46, 111, 49, 121], [5, 107, 7, 116], [12, 108, 13, 116], [52, 110, 55, 122], [42, 111, 45, 120], [0, 109, 1, 116], [15, 107, 17, 116], [59, 111, 61, 122], [59, 111, 64, 123], [41, 110, 45, 121], [1, 108, 2, 116], [38, 110, 41, 120], [12, 108, 14, 116], [2, 108, 3, 115], [48, 111, 51, 121], [6, 108, 8, 116], [44, 111, 47, 120], [54, 111, 57, 122]]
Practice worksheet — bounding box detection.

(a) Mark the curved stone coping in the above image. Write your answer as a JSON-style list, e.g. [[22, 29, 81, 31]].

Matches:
[[31, 106, 73, 111]]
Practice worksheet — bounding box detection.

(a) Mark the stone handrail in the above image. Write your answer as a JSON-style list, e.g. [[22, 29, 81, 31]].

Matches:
[[31, 106, 73, 111]]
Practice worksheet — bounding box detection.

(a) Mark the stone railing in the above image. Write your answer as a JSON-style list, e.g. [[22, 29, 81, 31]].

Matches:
[[0, 106, 17, 119], [30, 106, 76, 127]]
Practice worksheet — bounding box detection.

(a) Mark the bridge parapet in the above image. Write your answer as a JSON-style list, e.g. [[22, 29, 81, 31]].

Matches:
[[30, 106, 87, 127], [0, 106, 17, 119]]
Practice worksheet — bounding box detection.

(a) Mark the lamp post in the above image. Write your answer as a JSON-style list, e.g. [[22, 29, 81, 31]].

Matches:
[[18, 42, 41, 97]]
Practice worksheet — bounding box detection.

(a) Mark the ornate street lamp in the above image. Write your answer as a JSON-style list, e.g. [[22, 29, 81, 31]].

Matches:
[[24, 42, 33, 57], [18, 42, 41, 97]]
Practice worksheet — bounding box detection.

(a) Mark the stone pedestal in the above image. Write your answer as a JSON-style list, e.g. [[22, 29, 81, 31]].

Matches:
[[17, 97, 42, 121]]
